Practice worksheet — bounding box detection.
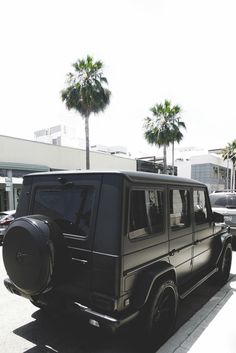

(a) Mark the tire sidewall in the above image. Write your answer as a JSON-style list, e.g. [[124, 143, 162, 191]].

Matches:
[[3, 215, 66, 296], [143, 279, 178, 341], [217, 243, 232, 285]]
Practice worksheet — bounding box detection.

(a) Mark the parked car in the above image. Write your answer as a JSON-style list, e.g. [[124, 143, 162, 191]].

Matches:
[[2, 171, 232, 345], [0, 210, 15, 244], [209, 191, 236, 250]]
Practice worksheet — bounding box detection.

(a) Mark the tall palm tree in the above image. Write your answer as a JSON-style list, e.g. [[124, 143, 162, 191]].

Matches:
[[222, 140, 236, 190], [61, 55, 111, 169], [144, 100, 185, 174], [170, 116, 186, 175]]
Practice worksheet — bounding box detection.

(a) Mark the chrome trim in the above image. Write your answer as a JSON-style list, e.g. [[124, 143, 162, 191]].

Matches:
[[67, 246, 119, 258], [93, 251, 119, 258], [71, 258, 88, 265], [63, 233, 87, 241], [68, 246, 91, 252], [74, 302, 118, 322]]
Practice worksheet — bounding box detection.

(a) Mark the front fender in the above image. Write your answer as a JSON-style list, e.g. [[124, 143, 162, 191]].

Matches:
[[216, 226, 232, 264]]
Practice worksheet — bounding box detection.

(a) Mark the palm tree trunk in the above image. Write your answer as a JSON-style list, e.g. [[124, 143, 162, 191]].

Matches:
[[84, 116, 90, 170], [172, 142, 175, 175], [163, 144, 167, 174], [233, 165, 236, 191]]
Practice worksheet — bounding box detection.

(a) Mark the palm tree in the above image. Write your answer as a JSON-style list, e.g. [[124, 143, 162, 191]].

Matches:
[[61, 55, 111, 169], [222, 140, 236, 190], [170, 116, 186, 175], [144, 100, 185, 174]]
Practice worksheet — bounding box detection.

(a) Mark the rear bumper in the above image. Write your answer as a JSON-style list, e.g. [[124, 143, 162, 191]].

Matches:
[[4, 277, 139, 331], [71, 301, 139, 331]]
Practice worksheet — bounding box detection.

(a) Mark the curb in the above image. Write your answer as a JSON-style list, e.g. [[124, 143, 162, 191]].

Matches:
[[157, 274, 236, 353]]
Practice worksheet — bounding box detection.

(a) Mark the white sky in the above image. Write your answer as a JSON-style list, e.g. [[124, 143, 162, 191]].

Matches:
[[0, 0, 236, 158]]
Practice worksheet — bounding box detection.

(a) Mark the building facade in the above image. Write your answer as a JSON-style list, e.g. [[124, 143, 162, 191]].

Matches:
[[0, 135, 136, 211], [34, 124, 85, 149], [175, 153, 232, 193], [0, 134, 233, 210]]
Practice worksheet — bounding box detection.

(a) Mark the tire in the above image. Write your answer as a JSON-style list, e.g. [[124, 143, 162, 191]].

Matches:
[[214, 243, 232, 285], [142, 280, 178, 345], [3, 215, 69, 296]]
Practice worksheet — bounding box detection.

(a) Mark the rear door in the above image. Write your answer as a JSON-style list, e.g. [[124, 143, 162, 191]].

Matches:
[[29, 173, 102, 300], [122, 186, 168, 300], [168, 187, 194, 286]]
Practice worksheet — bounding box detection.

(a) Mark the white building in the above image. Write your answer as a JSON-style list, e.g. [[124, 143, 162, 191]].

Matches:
[[0, 134, 233, 211], [175, 149, 233, 193], [34, 124, 85, 149], [34, 124, 132, 157], [0, 134, 136, 211], [91, 144, 130, 157]]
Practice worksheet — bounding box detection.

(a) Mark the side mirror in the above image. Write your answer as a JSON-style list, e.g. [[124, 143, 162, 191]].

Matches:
[[212, 212, 224, 223]]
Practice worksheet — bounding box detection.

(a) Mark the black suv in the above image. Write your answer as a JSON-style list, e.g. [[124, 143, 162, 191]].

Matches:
[[2, 171, 232, 343]]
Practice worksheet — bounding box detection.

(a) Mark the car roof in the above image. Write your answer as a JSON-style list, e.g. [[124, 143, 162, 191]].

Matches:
[[24, 170, 206, 187]]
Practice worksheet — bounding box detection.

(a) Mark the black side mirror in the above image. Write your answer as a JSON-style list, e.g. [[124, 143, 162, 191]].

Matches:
[[212, 212, 224, 223]]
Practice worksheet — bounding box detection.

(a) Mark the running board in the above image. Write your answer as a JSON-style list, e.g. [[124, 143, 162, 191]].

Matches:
[[180, 268, 218, 300]]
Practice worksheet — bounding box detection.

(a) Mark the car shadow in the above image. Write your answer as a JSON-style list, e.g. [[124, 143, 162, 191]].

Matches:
[[13, 277, 234, 353]]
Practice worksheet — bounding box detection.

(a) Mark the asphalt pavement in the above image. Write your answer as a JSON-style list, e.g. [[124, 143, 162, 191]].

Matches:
[[159, 254, 236, 353], [1, 248, 236, 353]]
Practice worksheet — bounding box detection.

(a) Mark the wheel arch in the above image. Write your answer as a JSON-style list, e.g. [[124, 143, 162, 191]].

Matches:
[[216, 229, 232, 266], [131, 261, 177, 310]]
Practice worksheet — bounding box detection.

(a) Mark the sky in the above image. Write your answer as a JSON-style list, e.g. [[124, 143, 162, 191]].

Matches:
[[0, 0, 236, 159]]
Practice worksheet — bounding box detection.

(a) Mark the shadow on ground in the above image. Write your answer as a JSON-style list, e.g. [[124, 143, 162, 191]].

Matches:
[[13, 279, 227, 353]]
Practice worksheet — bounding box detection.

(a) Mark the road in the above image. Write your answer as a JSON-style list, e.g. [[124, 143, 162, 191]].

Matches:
[[1, 247, 235, 353]]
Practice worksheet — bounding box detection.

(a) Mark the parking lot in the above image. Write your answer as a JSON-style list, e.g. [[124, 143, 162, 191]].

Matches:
[[1, 248, 235, 353]]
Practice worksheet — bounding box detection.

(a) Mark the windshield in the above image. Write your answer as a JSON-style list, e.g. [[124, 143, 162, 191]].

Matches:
[[209, 194, 236, 208], [33, 185, 95, 237]]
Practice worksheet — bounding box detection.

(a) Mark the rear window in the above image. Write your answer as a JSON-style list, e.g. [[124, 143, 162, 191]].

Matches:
[[32, 186, 95, 237], [210, 194, 236, 208]]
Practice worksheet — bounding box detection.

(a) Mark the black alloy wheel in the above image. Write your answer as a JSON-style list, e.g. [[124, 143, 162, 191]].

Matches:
[[143, 280, 178, 346]]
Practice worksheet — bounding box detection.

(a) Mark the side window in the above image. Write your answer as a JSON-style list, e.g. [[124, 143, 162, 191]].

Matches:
[[129, 189, 164, 239], [193, 189, 209, 225], [169, 189, 190, 231]]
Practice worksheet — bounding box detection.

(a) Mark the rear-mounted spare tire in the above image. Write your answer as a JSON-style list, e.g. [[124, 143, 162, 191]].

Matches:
[[3, 215, 68, 296]]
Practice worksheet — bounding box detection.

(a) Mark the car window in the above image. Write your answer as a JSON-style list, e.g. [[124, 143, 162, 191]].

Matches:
[[169, 189, 190, 231], [210, 194, 236, 208], [193, 189, 209, 225], [33, 186, 95, 237], [129, 189, 164, 239]]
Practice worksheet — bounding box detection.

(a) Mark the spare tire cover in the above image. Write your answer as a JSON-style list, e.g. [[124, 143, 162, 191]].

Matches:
[[3, 215, 65, 296]]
